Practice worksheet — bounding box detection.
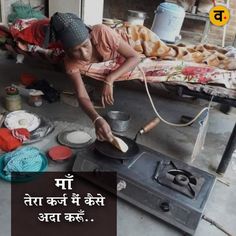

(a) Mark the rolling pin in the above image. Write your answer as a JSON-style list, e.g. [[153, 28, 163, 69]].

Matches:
[[134, 117, 160, 141]]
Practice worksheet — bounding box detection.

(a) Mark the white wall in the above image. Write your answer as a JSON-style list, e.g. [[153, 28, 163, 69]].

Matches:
[[1, 0, 15, 24], [48, 0, 104, 25], [82, 0, 104, 26], [0, 0, 104, 26], [48, 0, 82, 17]]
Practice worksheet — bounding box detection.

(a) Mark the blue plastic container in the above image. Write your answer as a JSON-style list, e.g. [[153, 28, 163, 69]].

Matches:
[[151, 3, 185, 43]]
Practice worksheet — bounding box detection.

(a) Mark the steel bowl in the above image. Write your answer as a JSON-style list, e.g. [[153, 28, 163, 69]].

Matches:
[[106, 111, 131, 132], [127, 10, 147, 19]]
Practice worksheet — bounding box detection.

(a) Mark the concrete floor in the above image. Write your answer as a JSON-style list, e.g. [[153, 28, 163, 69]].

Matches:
[[0, 53, 236, 236]]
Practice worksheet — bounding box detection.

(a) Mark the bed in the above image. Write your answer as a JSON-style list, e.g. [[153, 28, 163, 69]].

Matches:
[[0, 23, 236, 175]]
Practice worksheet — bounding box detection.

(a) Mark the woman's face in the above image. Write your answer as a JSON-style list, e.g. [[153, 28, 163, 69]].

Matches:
[[68, 38, 93, 61]]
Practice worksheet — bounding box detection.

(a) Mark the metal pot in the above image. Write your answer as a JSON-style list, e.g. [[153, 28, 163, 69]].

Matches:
[[127, 10, 147, 25], [106, 111, 131, 132]]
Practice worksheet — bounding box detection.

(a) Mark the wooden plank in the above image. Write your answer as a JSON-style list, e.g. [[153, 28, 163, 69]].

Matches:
[[185, 12, 209, 21], [201, 19, 210, 43], [181, 30, 203, 36], [233, 35, 236, 47]]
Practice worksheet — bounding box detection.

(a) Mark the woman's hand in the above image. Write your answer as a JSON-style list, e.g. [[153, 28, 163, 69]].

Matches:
[[17, 41, 28, 51], [95, 117, 113, 142], [101, 83, 114, 107], [69, 72, 113, 143]]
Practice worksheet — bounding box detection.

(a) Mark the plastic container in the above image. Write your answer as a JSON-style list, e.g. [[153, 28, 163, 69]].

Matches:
[[5, 87, 22, 111], [48, 145, 73, 162], [151, 3, 185, 43]]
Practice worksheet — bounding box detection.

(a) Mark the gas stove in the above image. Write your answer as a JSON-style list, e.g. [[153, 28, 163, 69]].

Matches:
[[73, 143, 215, 235]]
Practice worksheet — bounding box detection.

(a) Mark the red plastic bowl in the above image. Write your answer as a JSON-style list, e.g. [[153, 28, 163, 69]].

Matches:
[[48, 145, 73, 161]]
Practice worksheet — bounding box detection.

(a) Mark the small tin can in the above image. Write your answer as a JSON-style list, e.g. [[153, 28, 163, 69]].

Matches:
[[5, 86, 22, 111]]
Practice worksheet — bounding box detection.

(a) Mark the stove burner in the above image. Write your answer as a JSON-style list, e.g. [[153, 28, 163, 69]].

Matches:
[[174, 173, 190, 186], [73, 144, 216, 235], [155, 161, 205, 199]]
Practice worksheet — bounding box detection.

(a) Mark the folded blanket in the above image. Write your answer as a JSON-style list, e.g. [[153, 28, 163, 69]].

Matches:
[[116, 24, 236, 70], [0, 128, 30, 152], [0, 20, 64, 63]]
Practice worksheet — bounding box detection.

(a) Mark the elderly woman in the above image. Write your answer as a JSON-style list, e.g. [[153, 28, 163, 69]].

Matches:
[[44, 12, 141, 142]]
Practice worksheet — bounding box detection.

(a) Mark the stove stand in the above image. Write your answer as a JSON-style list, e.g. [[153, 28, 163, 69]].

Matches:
[[73, 143, 216, 235]]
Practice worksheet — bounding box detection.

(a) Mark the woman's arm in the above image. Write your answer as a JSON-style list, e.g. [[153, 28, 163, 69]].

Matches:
[[69, 71, 114, 142], [107, 40, 141, 83], [102, 40, 141, 106]]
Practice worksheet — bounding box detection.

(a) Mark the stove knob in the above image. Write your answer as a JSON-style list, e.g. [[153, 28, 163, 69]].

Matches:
[[117, 180, 127, 191], [159, 202, 170, 212], [93, 168, 101, 172], [93, 168, 102, 175]]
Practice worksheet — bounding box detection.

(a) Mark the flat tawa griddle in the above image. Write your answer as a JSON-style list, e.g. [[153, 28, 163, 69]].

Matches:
[[95, 117, 161, 160], [95, 136, 139, 160]]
